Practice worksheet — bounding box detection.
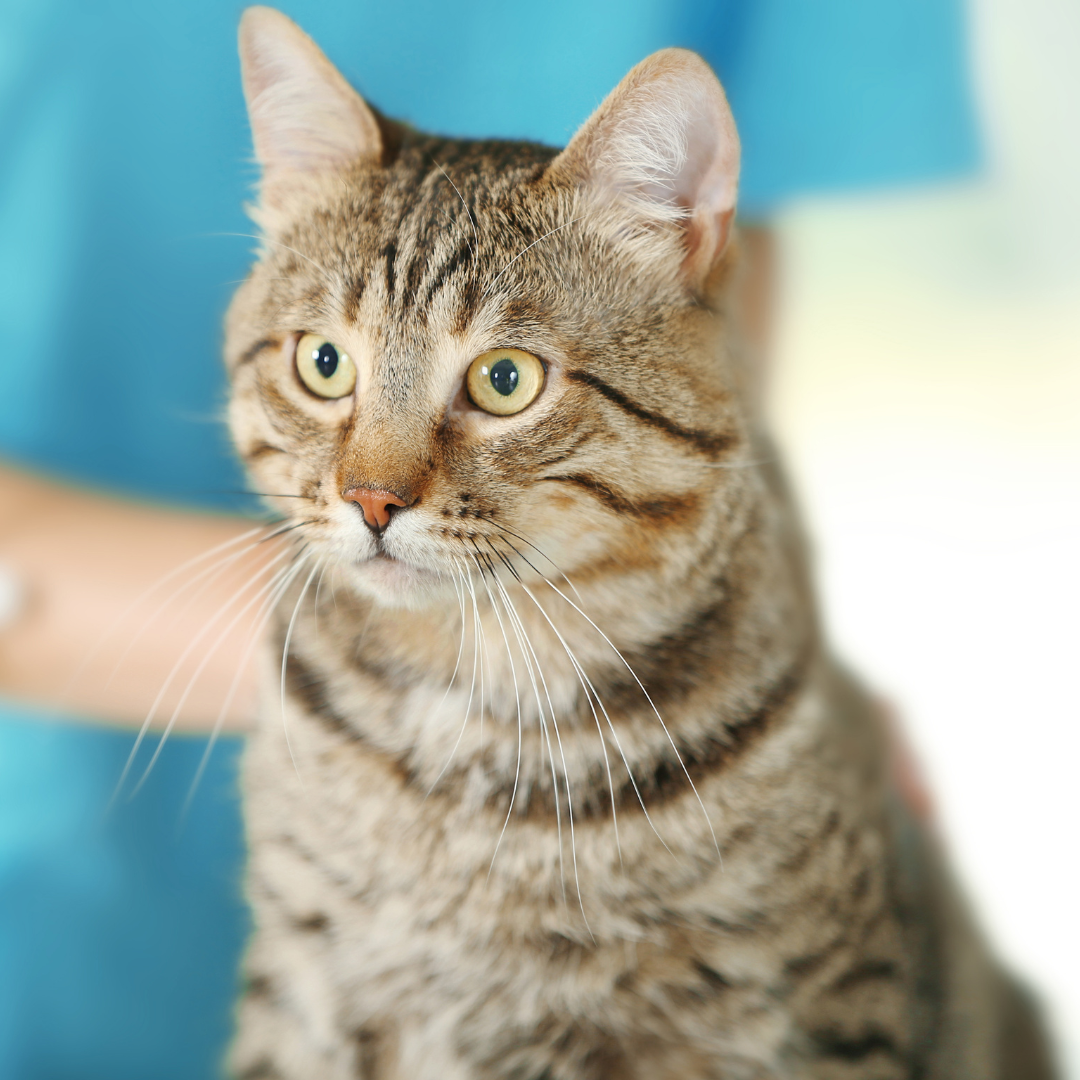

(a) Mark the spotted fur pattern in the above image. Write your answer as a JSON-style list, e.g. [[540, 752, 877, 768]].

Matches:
[[223, 9, 1056, 1079]]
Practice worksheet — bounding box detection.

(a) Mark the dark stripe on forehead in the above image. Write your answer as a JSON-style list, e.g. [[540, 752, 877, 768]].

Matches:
[[419, 236, 474, 310], [401, 247, 427, 310], [344, 272, 366, 324], [455, 274, 484, 334], [382, 241, 398, 299], [566, 369, 734, 456]]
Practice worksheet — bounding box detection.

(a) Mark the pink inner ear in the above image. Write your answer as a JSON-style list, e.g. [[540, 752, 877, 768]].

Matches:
[[680, 94, 740, 218], [554, 49, 740, 284], [239, 7, 382, 187], [672, 100, 738, 279]]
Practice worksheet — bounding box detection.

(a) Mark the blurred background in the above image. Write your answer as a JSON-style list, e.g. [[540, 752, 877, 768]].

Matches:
[[0, 0, 1076, 1075], [769, 0, 1080, 1068]]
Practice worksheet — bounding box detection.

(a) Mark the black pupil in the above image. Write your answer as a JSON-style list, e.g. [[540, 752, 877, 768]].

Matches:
[[315, 342, 339, 379], [489, 358, 519, 397]]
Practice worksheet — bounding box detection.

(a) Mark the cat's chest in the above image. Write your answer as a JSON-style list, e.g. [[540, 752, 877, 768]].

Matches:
[[244, 664, 873, 949], [240, 665, 919, 1078]]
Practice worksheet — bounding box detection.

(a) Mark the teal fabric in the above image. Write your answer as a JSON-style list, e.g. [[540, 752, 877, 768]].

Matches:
[[0, 709, 246, 1080], [0, 1, 978, 1076]]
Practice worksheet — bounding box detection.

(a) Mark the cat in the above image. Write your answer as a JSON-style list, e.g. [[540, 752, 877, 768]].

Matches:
[[223, 7, 1057, 1078]]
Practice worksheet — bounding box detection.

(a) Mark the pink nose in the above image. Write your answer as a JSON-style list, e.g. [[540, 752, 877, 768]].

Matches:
[[342, 487, 408, 530]]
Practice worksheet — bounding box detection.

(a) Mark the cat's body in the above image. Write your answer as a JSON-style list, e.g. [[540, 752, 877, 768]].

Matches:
[[224, 10, 1056, 1078]]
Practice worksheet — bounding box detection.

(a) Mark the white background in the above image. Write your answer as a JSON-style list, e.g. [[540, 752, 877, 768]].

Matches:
[[768, 0, 1079, 1071]]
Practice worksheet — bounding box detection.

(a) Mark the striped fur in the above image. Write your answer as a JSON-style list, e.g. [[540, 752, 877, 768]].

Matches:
[[223, 9, 1056, 1079]]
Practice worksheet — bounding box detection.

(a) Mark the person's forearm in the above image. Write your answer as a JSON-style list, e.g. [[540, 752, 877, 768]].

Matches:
[[0, 463, 269, 731]]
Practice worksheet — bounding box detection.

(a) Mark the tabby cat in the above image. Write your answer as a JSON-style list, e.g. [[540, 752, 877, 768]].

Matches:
[[224, 8, 1056, 1078]]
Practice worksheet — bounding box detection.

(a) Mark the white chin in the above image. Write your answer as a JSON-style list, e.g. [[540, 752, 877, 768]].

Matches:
[[350, 556, 451, 609]]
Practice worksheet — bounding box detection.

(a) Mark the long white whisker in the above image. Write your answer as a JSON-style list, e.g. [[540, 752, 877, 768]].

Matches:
[[424, 568, 476, 795], [530, 571, 719, 855], [480, 216, 586, 303], [466, 555, 523, 875], [313, 562, 329, 644], [180, 558, 305, 820], [475, 558, 488, 755], [279, 559, 320, 783], [130, 552, 298, 796], [66, 524, 274, 700], [110, 545, 295, 806], [493, 525, 585, 606], [486, 539, 622, 866], [210, 232, 335, 282], [431, 158, 479, 258], [492, 539, 673, 858], [487, 559, 590, 933], [104, 532, 283, 693], [473, 548, 567, 914]]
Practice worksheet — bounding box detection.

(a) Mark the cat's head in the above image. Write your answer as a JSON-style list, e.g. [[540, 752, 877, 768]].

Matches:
[[226, 7, 746, 611]]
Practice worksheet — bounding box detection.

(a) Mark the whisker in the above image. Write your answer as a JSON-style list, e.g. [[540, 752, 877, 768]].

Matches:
[[63, 524, 275, 702], [479, 215, 586, 304], [525, 566, 720, 857], [194, 489, 315, 500], [313, 563, 328, 644], [130, 551, 300, 797], [492, 524, 584, 605], [483, 549, 591, 933], [431, 158, 479, 258], [208, 232, 335, 282], [110, 544, 296, 806], [279, 559, 320, 784], [486, 538, 622, 866], [180, 558, 306, 820], [424, 568, 475, 796], [474, 555, 489, 755], [102, 531, 284, 693], [471, 545, 567, 914], [489, 540, 671, 857], [260, 519, 315, 544], [466, 555, 523, 877]]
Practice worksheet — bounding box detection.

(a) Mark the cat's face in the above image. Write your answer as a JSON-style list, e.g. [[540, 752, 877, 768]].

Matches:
[[226, 9, 743, 610]]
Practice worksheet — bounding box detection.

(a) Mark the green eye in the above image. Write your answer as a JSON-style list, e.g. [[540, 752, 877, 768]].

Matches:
[[466, 348, 545, 416], [296, 334, 356, 399]]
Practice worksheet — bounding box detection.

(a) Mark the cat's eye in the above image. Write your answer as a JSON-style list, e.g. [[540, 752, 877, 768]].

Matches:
[[295, 334, 357, 399], [466, 349, 545, 416]]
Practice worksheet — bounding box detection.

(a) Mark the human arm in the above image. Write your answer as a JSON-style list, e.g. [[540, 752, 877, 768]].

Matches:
[[0, 462, 268, 731]]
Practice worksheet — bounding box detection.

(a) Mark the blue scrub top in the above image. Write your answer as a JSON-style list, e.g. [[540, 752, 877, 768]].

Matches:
[[0, 1, 978, 1076]]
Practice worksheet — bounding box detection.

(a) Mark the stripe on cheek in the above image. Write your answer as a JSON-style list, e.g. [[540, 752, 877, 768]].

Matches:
[[541, 472, 699, 521], [566, 369, 734, 456]]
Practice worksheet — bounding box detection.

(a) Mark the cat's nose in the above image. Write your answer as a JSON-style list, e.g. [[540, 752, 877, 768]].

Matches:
[[342, 487, 409, 531]]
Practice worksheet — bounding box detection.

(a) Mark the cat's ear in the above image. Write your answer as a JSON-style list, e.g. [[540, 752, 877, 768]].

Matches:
[[239, 7, 382, 207], [551, 49, 740, 289]]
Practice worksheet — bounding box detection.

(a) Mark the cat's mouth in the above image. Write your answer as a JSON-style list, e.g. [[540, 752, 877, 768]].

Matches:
[[352, 546, 448, 607]]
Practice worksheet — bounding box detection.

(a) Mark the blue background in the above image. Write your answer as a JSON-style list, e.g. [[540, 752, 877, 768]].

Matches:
[[0, 1, 978, 1075]]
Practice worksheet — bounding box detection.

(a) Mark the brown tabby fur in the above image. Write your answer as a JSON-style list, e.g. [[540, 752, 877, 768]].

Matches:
[[223, 9, 1056, 1079]]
